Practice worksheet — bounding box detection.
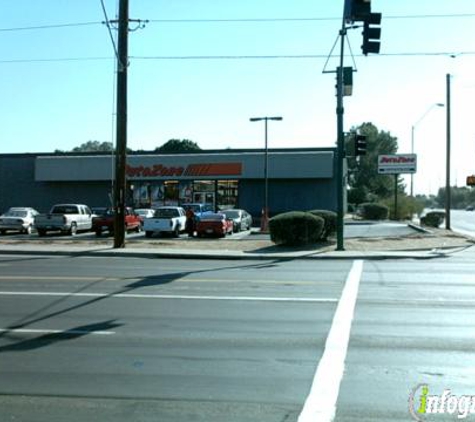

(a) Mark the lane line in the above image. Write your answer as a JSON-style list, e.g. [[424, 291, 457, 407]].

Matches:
[[0, 275, 335, 285], [0, 291, 338, 303], [298, 259, 364, 422], [0, 328, 115, 335]]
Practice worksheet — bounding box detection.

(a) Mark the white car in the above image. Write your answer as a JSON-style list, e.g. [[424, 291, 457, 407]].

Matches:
[[0, 207, 39, 235], [143, 206, 187, 238], [135, 208, 155, 222]]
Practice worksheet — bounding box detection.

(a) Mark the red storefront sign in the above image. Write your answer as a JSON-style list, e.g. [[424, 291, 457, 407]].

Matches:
[[126, 162, 242, 178]]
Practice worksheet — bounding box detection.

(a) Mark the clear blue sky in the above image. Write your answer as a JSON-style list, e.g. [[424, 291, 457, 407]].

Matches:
[[1, 0, 474, 195]]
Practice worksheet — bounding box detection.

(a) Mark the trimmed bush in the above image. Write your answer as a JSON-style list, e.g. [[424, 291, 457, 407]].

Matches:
[[358, 203, 389, 220], [269, 211, 324, 246], [308, 209, 337, 240], [420, 211, 445, 228]]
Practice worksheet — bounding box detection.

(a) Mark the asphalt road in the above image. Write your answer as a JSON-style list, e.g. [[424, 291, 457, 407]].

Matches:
[[1, 248, 475, 421]]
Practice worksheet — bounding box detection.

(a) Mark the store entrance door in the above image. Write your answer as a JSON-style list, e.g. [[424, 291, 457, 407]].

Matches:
[[193, 192, 215, 209]]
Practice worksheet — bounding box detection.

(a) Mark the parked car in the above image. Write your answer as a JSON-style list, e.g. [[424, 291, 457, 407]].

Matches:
[[134, 208, 155, 226], [196, 213, 234, 238], [220, 209, 253, 232], [0, 207, 39, 235], [182, 203, 214, 220], [34, 204, 93, 236], [143, 206, 187, 238], [92, 207, 142, 236]]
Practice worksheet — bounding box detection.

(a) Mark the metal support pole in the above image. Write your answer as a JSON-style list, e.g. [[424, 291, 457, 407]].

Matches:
[[410, 126, 414, 197], [445, 73, 451, 230], [264, 118, 269, 224], [336, 24, 346, 251], [394, 174, 398, 220], [113, 0, 128, 248]]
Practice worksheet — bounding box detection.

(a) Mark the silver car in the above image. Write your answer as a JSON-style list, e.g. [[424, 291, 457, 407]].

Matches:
[[0, 207, 39, 235], [220, 209, 253, 232]]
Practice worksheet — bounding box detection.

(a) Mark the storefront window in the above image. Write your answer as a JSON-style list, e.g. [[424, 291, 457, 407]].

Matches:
[[163, 181, 179, 205], [217, 180, 238, 210]]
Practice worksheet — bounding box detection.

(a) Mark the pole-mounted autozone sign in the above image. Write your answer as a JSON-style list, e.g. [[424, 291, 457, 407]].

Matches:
[[378, 154, 417, 174]]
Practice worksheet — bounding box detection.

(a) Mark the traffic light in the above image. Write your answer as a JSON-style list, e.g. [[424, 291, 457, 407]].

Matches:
[[467, 175, 475, 186], [355, 134, 367, 156], [362, 12, 381, 55], [344, 0, 371, 23]]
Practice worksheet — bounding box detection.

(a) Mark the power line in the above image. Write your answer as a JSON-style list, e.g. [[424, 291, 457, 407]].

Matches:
[[1, 51, 474, 64], [0, 13, 474, 32], [0, 22, 101, 32], [147, 13, 475, 23]]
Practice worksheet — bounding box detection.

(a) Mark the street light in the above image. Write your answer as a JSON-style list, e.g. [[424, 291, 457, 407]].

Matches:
[[410, 102, 444, 196], [249, 116, 283, 231]]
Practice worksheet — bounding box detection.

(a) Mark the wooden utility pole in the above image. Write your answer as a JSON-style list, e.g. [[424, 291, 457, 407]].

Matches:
[[113, 0, 129, 248]]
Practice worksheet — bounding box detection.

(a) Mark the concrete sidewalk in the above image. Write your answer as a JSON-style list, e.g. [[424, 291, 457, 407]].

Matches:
[[0, 221, 472, 260]]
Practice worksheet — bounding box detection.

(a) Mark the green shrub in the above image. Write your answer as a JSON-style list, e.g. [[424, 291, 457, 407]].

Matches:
[[358, 203, 389, 220], [308, 209, 337, 240], [420, 211, 445, 228], [269, 211, 324, 246], [381, 195, 425, 220]]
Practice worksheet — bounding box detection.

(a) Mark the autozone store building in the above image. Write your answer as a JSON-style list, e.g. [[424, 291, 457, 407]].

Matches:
[[0, 148, 338, 217]]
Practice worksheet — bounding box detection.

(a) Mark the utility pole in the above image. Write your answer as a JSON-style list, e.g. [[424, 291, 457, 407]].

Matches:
[[445, 73, 452, 230], [113, 0, 129, 248]]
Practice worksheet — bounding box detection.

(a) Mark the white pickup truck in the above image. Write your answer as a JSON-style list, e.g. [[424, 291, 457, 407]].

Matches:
[[34, 204, 93, 236], [143, 206, 187, 238]]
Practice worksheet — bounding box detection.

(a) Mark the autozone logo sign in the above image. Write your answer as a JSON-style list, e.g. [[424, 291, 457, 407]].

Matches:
[[126, 162, 242, 178], [378, 154, 417, 174]]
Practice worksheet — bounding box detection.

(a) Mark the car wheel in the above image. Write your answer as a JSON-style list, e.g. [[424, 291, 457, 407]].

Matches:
[[37, 229, 46, 237], [69, 223, 78, 236], [173, 226, 180, 238], [145, 231, 153, 238], [0, 229, 6, 235], [95, 230, 102, 237]]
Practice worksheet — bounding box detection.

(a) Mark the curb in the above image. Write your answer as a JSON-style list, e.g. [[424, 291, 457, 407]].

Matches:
[[0, 246, 453, 261]]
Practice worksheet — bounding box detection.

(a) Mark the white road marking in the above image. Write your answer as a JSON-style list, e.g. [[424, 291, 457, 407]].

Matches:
[[0, 291, 338, 303], [298, 259, 364, 422], [0, 328, 115, 335]]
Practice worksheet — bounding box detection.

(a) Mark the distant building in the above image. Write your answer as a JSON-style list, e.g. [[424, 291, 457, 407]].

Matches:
[[0, 148, 338, 217]]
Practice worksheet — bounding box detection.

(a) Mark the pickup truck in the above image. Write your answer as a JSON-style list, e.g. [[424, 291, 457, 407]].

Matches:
[[144, 206, 187, 238], [34, 204, 93, 236], [92, 207, 141, 236]]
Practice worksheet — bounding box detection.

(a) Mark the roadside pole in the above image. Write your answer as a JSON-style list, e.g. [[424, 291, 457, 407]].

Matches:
[[394, 174, 398, 220], [113, 0, 129, 248]]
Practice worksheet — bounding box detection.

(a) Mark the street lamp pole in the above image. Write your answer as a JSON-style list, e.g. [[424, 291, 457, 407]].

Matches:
[[410, 102, 444, 196], [250, 116, 283, 231]]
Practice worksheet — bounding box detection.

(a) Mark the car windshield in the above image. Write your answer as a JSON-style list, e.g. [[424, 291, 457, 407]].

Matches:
[[4, 210, 28, 218], [155, 209, 179, 218], [222, 210, 240, 218], [183, 204, 200, 213], [135, 209, 151, 216]]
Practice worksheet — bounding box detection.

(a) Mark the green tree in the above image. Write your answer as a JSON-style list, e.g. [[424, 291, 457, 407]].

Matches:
[[155, 139, 201, 153], [72, 140, 113, 152], [346, 122, 401, 204]]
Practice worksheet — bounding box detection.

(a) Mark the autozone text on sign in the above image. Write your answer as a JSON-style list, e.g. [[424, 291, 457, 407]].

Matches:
[[378, 154, 417, 174]]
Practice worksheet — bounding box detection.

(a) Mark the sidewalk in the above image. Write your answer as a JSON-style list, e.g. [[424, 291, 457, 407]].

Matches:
[[0, 222, 472, 260]]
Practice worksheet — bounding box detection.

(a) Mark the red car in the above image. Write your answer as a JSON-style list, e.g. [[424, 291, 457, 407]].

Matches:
[[92, 207, 142, 236], [196, 213, 234, 238]]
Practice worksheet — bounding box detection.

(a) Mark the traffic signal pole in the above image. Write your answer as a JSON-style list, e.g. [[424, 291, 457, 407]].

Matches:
[[336, 19, 346, 251], [113, 0, 129, 248]]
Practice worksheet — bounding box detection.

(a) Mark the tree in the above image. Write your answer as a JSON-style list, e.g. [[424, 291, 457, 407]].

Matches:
[[155, 139, 201, 153], [72, 140, 114, 152], [346, 122, 401, 204], [55, 140, 114, 154]]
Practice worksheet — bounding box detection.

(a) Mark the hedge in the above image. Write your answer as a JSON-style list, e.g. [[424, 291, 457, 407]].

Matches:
[[358, 203, 389, 220], [307, 209, 337, 240], [269, 211, 324, 246], [420, 211, 445, 228]]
